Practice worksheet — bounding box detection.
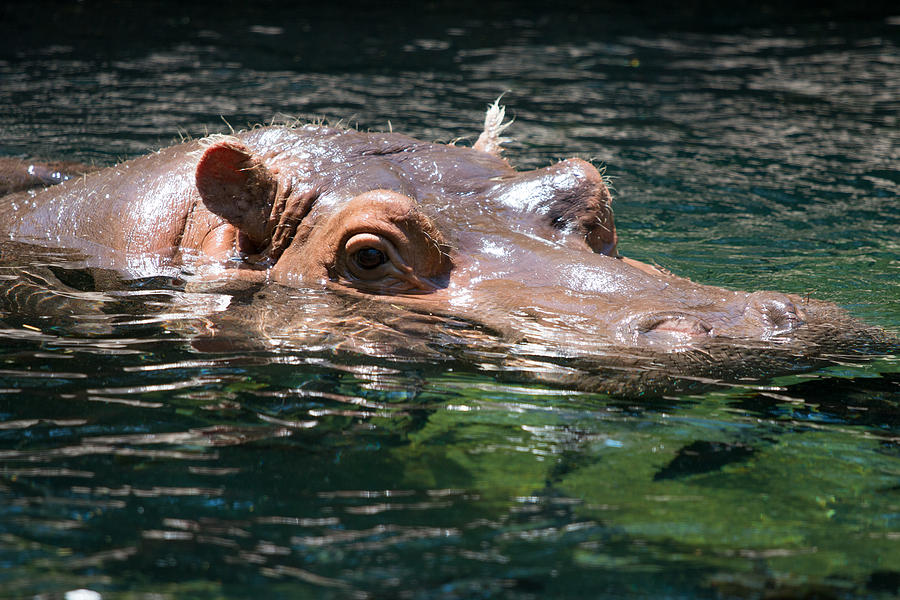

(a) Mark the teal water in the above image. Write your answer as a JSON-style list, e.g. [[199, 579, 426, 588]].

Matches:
[[0, 3, 898, 598]]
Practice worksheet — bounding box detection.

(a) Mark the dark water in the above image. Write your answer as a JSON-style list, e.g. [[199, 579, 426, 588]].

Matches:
[[1, 2, 899, 598]]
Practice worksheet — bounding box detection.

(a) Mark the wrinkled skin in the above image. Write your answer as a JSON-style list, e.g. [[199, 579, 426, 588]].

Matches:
[[0, 118, 892, 394]]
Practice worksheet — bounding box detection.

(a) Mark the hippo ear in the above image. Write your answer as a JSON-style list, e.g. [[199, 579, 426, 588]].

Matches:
[[585, 202, 618, 256], [195, 138, 277, 246]]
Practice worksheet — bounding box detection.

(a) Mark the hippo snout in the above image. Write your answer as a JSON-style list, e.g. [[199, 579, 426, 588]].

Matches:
[[742, 291, 806, 338], [615, 292, 807, 349]]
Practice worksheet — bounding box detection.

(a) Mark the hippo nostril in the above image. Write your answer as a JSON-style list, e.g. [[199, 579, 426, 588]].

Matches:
[[621, 312, 713, 347], [638, 314, 712, 336], [743, 291, 806, 337]]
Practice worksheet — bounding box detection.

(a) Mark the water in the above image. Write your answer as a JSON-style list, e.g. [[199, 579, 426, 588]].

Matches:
[[1, 2, 899, 598]]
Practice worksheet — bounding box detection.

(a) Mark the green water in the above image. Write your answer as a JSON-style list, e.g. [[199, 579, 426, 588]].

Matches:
[[1, 2, 898, 598]]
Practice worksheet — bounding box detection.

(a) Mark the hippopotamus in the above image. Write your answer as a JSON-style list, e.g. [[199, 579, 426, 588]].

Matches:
[[0, 102, 890, 394]]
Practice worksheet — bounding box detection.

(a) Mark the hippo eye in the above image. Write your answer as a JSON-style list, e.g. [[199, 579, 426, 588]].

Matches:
[[354, 247, 387, 269], [343, 232, 398, 281]]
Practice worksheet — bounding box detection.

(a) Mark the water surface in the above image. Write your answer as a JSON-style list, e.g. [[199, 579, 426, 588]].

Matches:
[[1, 3, 898, 598]]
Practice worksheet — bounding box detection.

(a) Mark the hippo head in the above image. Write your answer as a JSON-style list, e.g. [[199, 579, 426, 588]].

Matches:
[[189, 106, 886, 392]]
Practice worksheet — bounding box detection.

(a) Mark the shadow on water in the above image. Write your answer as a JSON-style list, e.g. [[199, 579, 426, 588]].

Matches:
[[0, 1, 899, 598]]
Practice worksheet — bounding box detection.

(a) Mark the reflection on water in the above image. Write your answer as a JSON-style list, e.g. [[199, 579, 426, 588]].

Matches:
[[1, 2, 899, 598]]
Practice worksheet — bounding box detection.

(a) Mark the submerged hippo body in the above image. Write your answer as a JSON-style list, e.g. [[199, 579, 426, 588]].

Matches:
[[0, 105, 890, 393]]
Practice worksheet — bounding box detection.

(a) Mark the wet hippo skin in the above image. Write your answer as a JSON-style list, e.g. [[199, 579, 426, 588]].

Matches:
[[0, 103, 891, 393], [0, 158, 98, 196]]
